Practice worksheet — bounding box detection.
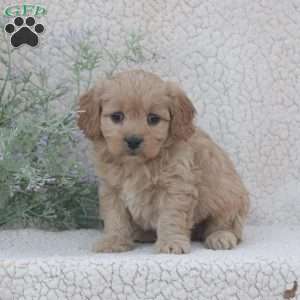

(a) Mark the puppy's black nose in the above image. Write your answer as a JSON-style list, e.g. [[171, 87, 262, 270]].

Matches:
[[124, 135, 143, 150]]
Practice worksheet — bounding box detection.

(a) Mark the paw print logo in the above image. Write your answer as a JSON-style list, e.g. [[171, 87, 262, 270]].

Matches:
[[4, 16, 45, 48]]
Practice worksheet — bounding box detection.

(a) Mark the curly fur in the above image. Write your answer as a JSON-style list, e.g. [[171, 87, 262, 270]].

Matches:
[[77, 70, 249, 254]]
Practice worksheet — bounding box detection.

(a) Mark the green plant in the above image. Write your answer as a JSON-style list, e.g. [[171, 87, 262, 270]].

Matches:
[[0, 28, 99, 229], [0, 113, 99, 229]]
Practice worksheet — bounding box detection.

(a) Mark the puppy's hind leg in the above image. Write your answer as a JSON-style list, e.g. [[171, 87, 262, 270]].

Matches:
[[203, 214, 245, 250]]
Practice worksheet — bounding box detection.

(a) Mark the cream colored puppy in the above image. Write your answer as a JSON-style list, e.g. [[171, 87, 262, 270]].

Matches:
[[77, 70, 249, 254]]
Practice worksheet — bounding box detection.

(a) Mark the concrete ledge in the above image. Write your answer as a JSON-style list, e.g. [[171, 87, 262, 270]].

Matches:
[[0, 225, 299, 299]]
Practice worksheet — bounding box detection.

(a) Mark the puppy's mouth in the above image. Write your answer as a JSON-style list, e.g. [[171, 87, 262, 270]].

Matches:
[[122, 149, 146, 163], [127, 149, 140, 156]]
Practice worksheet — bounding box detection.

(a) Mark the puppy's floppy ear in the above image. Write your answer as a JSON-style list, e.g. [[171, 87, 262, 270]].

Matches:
[[77, 85, 103, 140], [166, 81, 196, 141]]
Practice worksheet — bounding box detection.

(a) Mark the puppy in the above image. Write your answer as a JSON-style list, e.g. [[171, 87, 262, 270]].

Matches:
[[77, 70, 249, 254]]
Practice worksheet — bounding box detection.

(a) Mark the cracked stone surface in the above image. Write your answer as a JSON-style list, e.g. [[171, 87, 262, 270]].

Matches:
[[1, 0, 300, 299], [0, 226, 299, 299]]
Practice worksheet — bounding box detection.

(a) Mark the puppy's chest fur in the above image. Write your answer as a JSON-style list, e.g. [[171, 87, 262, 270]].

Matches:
[[105, 162, 164, 230], [121, 165, 164, 230]]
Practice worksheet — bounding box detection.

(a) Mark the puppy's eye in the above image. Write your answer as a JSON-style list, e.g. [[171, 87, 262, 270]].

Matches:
[[147, 113, 160, 126], [110, 112, 124, 123]]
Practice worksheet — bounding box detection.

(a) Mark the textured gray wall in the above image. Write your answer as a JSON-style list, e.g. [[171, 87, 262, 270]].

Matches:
[[2, 0, 300, 225]]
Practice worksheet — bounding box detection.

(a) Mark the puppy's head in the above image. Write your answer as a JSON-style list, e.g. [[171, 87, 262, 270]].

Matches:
[[77, 70, 195, 161]]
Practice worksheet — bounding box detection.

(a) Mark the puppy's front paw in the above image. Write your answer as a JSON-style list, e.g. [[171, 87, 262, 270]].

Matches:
[[205, 230, 237, 250], [92, 237, 134, 253], [155, 239, 191, 254]]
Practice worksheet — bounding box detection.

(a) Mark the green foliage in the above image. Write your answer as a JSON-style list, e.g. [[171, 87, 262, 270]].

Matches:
[[0, 113, 98, 229], [0, 38, 98, 229], [0, 28, 153, 229]]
